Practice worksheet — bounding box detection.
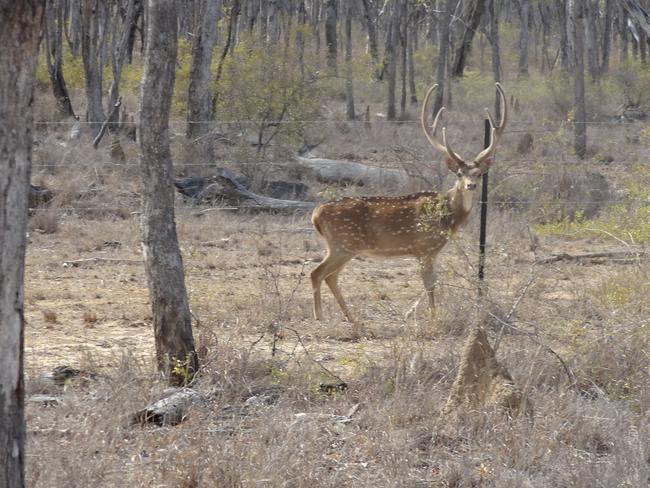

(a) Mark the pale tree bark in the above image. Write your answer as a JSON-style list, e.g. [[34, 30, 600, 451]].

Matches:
[[108, 0, 141, 109], [573, 0, 587, 159], [400, 0, 408, 115], [361, 0, 381, 79], [0, 2, 44, 487], [65, 0, 82, 55], [433, 0, 453, 115], [620, 6, 629, 63], [344, 0, 355, 120], [408, 22, 417, 105], [487, 0, 502, 119], [186, 0, 221, 141], [140, 0, 198, 385], [386, 5, 398, 120], [601, 0, 614, 74], [324, 0, 337, 73], [556, 0, 570, 71], [296, 0, 306, 79], [585, 0, 600, 80], [81, 0, 109, 137], [538, 1, 553, 73]]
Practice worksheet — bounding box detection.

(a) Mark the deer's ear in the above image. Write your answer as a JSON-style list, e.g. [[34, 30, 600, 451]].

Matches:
[[477, 158, 492, 174], [444, 156, 460, 173]]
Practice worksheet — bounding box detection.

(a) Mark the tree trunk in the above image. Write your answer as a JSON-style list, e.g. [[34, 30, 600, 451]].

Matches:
[[296, 0, 306, 79], [433, 0, 452, 114], [585, 0, 600, 81], [538, 2, 552, 73], [107, 0, 140, 136], [186, 0, 221, 140], [324, 0, 337, 73], [0, 3, 44, 487], [81, 0, 108, 137], [400, 0, 408, 115], [488, 0, 502, 119], [361, 0, 381, 79], [386, 9, 398, 120], [124, 0, 143, 63], [44, 0, 76, 118], [601, 0, 613, 74], [267, 0, 279, 44], [452, 0, 486, 77], [260, 0, 268, 40], [66, 0, 82, 55], [573, 0, 587, 159], [408, 22, 418, 105], [140, 0, 198, 385], [344, 0, 355, 120], [517, 0, 530, 76], [620, 7, 629, 63], [556, 0, 570, 71]]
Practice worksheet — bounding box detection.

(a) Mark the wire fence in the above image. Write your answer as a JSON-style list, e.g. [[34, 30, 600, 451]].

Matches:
[[28, 116, 650, 218]]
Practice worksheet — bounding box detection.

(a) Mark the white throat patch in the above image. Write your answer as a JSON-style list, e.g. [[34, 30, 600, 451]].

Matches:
[[461, 189, 474, 212]]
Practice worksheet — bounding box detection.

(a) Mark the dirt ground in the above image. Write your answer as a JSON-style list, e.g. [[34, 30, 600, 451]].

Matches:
[[23, 206, 609, 375]]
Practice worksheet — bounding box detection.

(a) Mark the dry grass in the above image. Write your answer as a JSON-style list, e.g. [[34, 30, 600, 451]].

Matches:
[[23, 83, 650, 487]]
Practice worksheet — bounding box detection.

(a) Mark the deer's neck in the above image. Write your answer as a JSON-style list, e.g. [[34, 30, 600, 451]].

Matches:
[[445, 184, 474, 229]]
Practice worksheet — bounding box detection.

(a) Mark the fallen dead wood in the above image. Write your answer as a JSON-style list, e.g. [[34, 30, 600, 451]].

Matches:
[[293, 156, 413, 189], [535, 249, 649, 265], [132, 388, 203, 426], [198, 173, 316, 212], [62, 257, 142, 267], [28, 395, 61, 407]]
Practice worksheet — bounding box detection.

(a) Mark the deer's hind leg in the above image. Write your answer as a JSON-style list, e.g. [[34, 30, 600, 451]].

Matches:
[[311, 251, 353, 321], [324, 268, 354, 321]]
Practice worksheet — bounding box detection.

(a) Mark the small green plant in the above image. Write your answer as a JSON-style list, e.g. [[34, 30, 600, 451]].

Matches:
[[171, 354, 195, 385]]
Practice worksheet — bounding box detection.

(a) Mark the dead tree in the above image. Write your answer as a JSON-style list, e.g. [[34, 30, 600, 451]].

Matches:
[[0, 2, 44, 486], [139, 0, 198, 385]]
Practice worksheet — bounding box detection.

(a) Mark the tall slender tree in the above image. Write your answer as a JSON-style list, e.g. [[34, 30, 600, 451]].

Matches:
[[433, 0, 453, 115], [139, 0, 198, 385], [324, 0, 338, 73], [573, 0, 587, 159], [44, 0, 75, 117], [186, 0, 221, 141], [344, 0, 355, 120]]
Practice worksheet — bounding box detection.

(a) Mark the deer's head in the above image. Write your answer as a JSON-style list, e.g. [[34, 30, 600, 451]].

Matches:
[[421, 83, 507, 193]]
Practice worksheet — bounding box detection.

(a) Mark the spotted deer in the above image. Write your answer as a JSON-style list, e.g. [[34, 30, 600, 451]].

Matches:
[[310, 83, 507, 321]]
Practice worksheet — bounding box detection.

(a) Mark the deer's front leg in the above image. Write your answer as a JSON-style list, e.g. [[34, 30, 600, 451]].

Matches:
[[419, 258, 436, 316]]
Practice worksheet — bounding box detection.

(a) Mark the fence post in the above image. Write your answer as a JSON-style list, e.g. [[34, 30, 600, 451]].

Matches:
[[478, 119, 490, 296]]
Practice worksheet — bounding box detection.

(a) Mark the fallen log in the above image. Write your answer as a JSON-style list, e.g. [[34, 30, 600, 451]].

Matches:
[[536, 249, 650, 265], [293, 156, 413, 189], [198, 172, 315, 212], [132, 388, 203, 426]]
